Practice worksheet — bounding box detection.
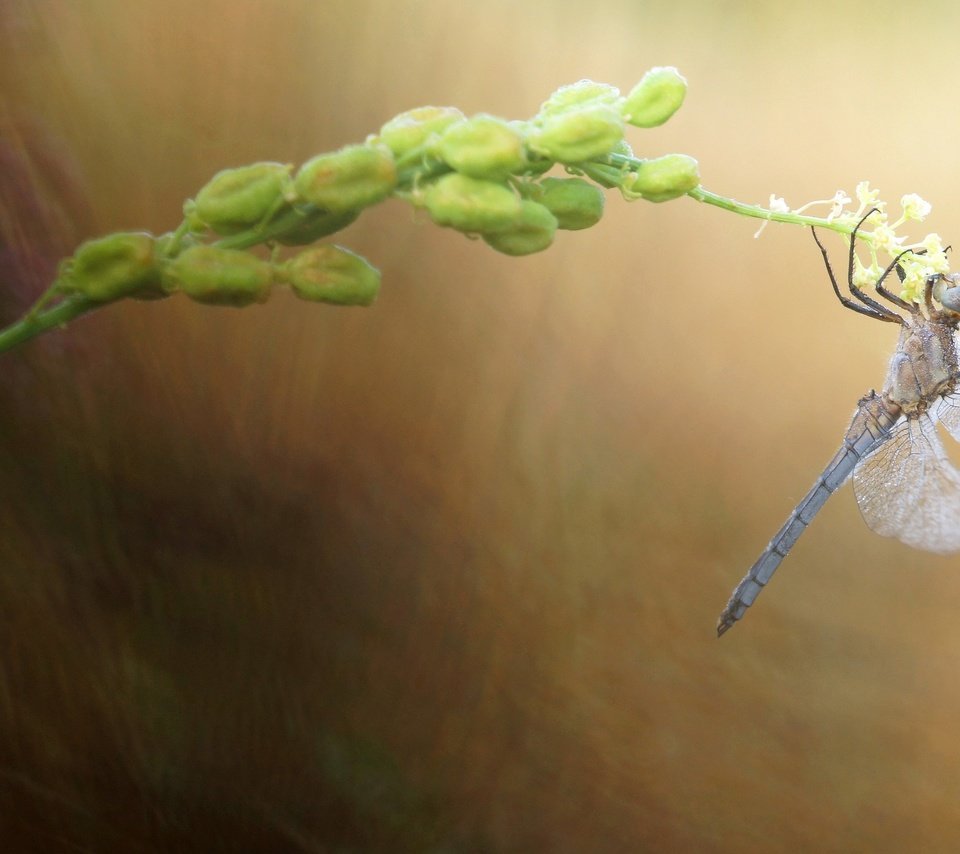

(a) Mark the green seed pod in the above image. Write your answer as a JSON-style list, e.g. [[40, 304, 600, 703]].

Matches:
[[280, 245, 381, 306], [58, 231, 161, 302], [622, 153, 700, 202], [436, 114, 527, 179], [528, 104, 624, 164], [377, 106, 465, 159], [189, 162, 292, 234], [422, 173, 522, 233], [622, 67, 688, 129], [162, 245, 272, 306], [536, 177, 604, 230], [294, 144, 397, 213], [538, 80, 621, 117], [482, 200, 558, 256], [275, 208, 360, 246]]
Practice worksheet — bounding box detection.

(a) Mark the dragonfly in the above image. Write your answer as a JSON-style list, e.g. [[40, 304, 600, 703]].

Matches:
[[717, 209, 960, 636]]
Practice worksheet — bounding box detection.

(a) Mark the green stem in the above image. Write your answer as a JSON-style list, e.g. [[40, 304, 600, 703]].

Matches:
[[603, 152, 860, 237], [0, 160, 899, 355], [212, 205, 320, 250], [686, 186, 852, 234], [0, 295, 100, 354]]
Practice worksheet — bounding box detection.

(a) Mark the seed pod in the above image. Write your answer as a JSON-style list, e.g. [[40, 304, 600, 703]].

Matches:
[[58, 231, 161, 302], [162, 245, 272, 306], [294, 144, 397, 213], [538, 80, 621, 117], [275, 209, 360, 246], [622, 153, 700, 202], [482, 200, 557, 256], [437, 114, 527, 179], [535, 177, 604, 230], [422, 173, 522, 233], [527, 104, 624, 164], [280, 245, 380, 306], [622, 67, 688, 129], [189, 162, 292, 234], [377, 106, 465, 159]]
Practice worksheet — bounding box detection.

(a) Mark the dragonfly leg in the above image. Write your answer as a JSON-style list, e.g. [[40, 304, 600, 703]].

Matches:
[[844, 209, 905, 322], [874, 248, 918, 313], [811, 215, 902, 324]]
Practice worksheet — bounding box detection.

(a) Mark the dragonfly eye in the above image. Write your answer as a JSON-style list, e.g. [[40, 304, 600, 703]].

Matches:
[[931, 273, 960, 312], [940, 285, 960, 313]]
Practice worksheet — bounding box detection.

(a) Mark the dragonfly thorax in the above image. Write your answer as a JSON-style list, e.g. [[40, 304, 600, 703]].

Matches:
[[883, 316, 958, 415]]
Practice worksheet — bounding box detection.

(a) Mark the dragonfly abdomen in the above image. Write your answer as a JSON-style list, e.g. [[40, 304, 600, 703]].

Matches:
[[716, 393, 899, 636]]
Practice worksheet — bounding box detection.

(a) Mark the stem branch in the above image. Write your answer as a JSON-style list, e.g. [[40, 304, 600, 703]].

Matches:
[[0, 295, 100, 354]]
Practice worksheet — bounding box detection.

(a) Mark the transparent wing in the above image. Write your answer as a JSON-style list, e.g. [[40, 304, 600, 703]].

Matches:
[[936, 390, 960, 442], [853, 413, 960, 553]]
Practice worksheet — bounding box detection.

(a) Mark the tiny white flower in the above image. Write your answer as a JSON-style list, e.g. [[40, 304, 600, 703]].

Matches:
[[855, 181, 880, 208], [901, 279, 923, 304], [753, 194, 790, 238], [870, 223, 904, 255], [901, 193, 932, 221], [826, 190, 852, 223], [921, 232, 944, 254], [914, 233, 950, 274], [768, 194, 789, 213], [852, 256, 882, 289]]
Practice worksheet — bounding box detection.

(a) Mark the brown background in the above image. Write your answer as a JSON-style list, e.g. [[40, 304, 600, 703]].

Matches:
[[3, 0, 960, 850]]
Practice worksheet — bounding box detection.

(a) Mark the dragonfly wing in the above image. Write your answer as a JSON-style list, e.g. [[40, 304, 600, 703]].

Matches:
[[935, 390, 960, 442], [853, 414, 960, 553]]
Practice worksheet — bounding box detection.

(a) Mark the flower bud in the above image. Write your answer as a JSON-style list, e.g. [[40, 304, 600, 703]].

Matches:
[[58, 231, 161, 302], [622, 67, 688, 128], [535, 177, 604, 230], [376, 106, 465, 159], [422, 173, 521, 233], [189, 162, 291, 234], [275, 209, 360, 246], [293, 144, 397, 213], [622, 154, 700, 202], [482, 200, 557, 256], [538, 80, 621, 117], [280, 245, 381, 306], [528, 104, 624, 164], [437, 114, 527, 179], [162, 245, 272, 306]]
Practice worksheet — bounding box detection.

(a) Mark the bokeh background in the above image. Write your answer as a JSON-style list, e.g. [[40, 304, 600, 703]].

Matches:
[[3, 0, 960, 850]]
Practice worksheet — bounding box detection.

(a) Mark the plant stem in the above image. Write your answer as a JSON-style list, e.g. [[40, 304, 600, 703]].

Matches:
[[0, 295, 99, 354], [0, 170, 899, 355], [686, 186, 850, 234]]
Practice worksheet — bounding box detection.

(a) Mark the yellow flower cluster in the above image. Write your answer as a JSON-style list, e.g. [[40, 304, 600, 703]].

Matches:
[[771, 181, 949, 304]]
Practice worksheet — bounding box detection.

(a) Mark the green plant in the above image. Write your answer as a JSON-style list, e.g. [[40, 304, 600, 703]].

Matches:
[[0, 67, 946, 354]]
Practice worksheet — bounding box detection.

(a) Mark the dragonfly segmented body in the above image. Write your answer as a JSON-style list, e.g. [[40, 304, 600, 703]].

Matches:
[[717, 211, 960, 636]]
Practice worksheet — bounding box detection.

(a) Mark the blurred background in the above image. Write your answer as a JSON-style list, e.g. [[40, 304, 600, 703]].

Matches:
[[3, 0, 960, 850]]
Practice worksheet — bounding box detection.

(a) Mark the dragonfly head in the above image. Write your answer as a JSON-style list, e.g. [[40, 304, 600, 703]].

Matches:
[[932, 273, 960, 314]]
